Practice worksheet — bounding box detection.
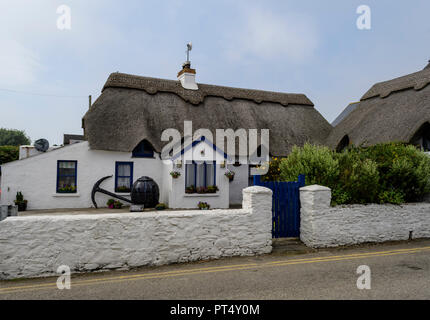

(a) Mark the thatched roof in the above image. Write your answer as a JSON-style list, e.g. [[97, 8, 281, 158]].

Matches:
[[326, 64, 430, 149], [83, 73, 332, 157], [63, 134, 85, 145]]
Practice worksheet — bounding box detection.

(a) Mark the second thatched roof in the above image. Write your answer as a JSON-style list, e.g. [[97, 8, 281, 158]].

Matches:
[[326, 63, 430, 149]]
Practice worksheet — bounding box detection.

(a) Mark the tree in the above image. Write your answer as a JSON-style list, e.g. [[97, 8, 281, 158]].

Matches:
[[0, 145, 19, 165], [0, 128, 31, 146]]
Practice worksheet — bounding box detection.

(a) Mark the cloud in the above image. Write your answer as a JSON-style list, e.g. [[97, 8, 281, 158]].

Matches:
[[224, 7, 318, 63], [0, 38, 42, 86]]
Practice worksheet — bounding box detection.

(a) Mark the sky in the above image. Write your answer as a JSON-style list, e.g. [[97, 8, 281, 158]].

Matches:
[[0, 0, 429, 145]]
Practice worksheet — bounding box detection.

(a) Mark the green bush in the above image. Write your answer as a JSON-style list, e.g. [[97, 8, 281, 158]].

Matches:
[[275, 142, 430, 206], [0, 145, 19, 164], [279, 143, 339, 187]]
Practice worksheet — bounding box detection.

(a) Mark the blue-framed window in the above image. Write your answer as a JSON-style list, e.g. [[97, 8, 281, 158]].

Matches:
[[115, 162, 133, 193], [185, 161, 216, 190], [57, 160, 77, 193], [132, 140, 155, 158]]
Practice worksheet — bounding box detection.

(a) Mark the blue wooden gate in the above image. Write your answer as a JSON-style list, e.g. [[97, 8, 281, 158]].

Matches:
[[253, 175, 305, 238]]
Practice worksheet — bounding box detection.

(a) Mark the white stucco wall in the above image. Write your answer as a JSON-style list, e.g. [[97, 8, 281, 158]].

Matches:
[[167, 162, 229, 209], [300, 185, 430, 248], [0, 186, 273, 280], [227, 163, 249, 206], [0, 142, 165, 210], [167, 140, 230, 209]]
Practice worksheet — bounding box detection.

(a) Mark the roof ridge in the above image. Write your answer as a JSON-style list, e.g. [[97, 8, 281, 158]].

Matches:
[[102, 72, 314, 107], [361, 68, 430, 101]]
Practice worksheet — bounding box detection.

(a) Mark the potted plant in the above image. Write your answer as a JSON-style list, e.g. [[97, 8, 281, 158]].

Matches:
[[58, 185, 77, 193], [107, 199, 115, 209], [155, 203, 168, 211], [225, 169, 235, 182], [14, 192, 28, 212], [116, 186, 131, 193], [197, 186, 208, 194], [114, 200, 123, 209], [207, 185, 219, 194], [198, 201, 210, 210], [185, 185, 196, 194], [170, 171, 181, 179]]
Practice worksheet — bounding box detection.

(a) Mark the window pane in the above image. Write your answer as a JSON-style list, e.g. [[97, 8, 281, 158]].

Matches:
[[58, 176, 76, 187], [59, 167, 76, 176], [206, 163, 215, 186], [59, 161, 76, 169], [118, 164, 131, 176], [196, 163, 205, 188], [117, 177, 130, 188], [186, 163, 195, 187]]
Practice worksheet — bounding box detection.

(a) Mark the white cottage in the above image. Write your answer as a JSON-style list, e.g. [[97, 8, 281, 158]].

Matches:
[[0, 62, 331, 210]]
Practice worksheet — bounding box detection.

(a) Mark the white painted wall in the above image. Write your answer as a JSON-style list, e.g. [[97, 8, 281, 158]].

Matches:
[[0, 142, 165, 210], [0, 186, 273, 280], [227, 163, 249, 206], [300, 185, 430, 248], [167, 139, 230, 209]]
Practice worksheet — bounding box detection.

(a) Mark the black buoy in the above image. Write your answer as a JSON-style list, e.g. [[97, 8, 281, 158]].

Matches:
[[131, 176, 159, 208]]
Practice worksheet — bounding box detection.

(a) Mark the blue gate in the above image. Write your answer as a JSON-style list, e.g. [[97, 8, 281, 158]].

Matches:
[[254, 174, 305, 238]]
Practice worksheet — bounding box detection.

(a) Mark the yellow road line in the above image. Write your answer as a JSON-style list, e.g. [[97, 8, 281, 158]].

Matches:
[[1, 245, 429, 295]]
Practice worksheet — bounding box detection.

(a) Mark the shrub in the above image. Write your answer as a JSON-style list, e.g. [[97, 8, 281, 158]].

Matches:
[[198, 202, 210, 210], [275, 142, 430, 205], [378, 190, 405, 205], [0, 145, 19, 164], [155, 203, 168, 210], [261, 156, 284, 181], [279, 143, 339, 187]]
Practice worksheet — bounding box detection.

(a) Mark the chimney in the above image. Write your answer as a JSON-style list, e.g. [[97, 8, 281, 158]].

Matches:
[[177, 42, 198, 90]]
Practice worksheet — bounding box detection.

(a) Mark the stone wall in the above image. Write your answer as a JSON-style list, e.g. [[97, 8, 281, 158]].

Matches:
[[300, 185, 430, 248], [0, 186, 272, 280]]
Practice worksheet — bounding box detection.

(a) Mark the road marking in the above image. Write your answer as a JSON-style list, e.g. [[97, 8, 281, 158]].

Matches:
[[1, 245, 429, 295]]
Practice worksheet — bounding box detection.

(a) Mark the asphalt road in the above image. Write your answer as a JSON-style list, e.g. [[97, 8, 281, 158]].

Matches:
[[1, 239, 430, 300]]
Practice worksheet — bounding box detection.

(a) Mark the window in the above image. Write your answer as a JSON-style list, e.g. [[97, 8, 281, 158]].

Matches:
[[115, 162, 133, 192], [132, 140, 155, 158], [336, 135, 350, 153], [410, 122, 430, 152], [185, 161, 216, 190], [57, 161, 77, 193]]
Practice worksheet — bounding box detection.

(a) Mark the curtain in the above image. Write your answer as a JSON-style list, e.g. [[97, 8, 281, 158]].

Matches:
[[186, 163, 195, 187]]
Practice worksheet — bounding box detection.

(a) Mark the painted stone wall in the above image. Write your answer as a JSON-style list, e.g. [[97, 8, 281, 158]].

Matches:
[[300, 185, 430, 248], [0, 141, 165, 210], [0, 186, 272, 280]]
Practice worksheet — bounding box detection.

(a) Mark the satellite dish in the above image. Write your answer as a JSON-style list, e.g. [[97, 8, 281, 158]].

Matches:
[[34, 139, 49, 152]]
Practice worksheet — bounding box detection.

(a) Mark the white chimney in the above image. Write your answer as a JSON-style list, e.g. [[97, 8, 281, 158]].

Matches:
[[177, 42, 198, 90], [177, 62, 198, 90]]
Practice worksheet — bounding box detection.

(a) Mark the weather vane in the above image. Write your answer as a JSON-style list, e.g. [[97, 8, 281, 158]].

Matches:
[[186, 42, 192, 62]]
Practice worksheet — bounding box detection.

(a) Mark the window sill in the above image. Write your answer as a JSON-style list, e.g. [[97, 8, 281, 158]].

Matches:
[[184, 193, 220, 197], [53, 193, 80, 197]]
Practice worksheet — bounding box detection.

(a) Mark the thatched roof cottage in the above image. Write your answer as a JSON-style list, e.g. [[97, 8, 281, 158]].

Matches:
[[1, 61, 331, 210]]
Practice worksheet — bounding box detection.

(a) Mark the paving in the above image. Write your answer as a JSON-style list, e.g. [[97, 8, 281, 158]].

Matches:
[[1, 239, 430, 300]]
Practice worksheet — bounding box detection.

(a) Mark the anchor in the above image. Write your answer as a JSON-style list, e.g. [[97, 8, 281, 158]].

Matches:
[[91, 175, 132, 209]]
